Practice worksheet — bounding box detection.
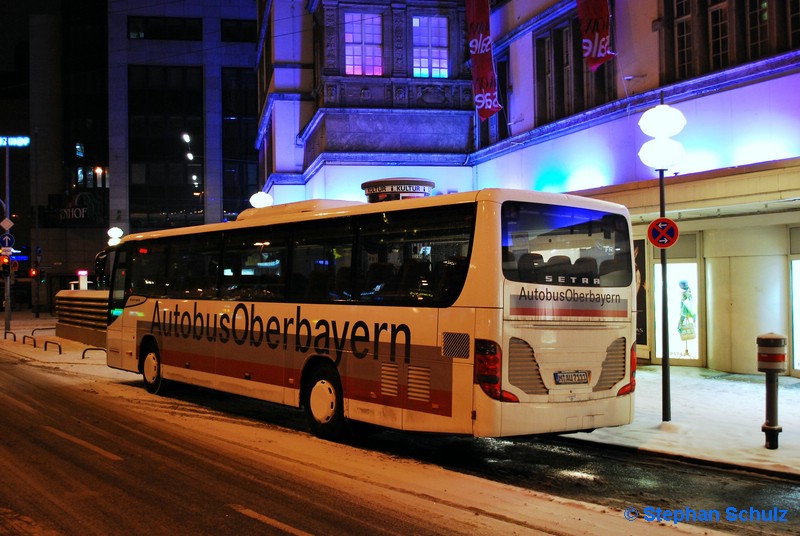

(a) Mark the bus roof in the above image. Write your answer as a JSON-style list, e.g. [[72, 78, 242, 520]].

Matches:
[[117, 188, 629, 244]]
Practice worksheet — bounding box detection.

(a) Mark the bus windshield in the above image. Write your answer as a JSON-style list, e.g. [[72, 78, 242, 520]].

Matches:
[[501, 201, 632, 287]]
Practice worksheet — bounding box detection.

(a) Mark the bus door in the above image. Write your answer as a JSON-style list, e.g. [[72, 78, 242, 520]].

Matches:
[[106, 247, 139, 372]]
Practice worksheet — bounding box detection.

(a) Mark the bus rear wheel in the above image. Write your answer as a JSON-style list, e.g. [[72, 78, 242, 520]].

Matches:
[[141, 343, 165, 395], [303, 365, 345, 440]]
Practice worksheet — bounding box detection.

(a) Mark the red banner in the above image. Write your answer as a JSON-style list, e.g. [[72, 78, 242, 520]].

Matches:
[[465, 0, 502, 121], [577, 0, 615, 72]]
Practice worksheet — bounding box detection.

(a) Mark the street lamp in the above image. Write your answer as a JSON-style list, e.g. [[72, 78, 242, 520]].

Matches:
[[638, 100, 686, 423], [107, 226, 124, 247], [249, 191, 273, 208], [182, 132, 197, 161]]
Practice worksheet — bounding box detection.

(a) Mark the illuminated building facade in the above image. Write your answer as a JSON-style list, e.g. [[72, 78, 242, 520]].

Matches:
[[255, 0, 800, 375]]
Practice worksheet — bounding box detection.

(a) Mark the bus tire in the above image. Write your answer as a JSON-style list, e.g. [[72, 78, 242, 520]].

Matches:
[[141, 342, 166, 395], [303, 365, 345, 440]]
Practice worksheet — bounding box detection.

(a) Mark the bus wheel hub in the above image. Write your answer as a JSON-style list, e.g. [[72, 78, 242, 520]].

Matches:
[[309, 380, 336, 424]]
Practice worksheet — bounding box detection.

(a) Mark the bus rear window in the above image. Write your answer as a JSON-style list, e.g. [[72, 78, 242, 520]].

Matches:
[[501, 201, 632, 287]]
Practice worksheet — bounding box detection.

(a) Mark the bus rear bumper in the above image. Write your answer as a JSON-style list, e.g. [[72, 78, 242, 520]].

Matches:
[[473, 392, 634, 437]]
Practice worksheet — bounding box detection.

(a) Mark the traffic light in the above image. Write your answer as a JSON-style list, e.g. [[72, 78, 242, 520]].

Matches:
[[1, 256, 9, 278], [29, 267, 38, 278]]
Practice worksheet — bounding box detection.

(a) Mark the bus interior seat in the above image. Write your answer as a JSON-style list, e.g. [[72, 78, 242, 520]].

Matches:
[[573, 257, 598, 279], [517, 253, 543, 282], [332, 266, 352, 299], [599, 257, 630, 286], [538, 255, 571, 282], [362, 262, 396, 297], [305, 269, 332, 301], [398, 259, 431, 295]]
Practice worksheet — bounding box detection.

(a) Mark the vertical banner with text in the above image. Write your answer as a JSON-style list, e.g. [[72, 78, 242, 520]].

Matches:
[[577, 0, 615, 72], [466, 0, 502, 121]]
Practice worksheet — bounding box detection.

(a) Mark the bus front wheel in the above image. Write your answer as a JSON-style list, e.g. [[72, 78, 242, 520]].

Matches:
[[141, 343, 165, 395], [303, 365, 345, 440]]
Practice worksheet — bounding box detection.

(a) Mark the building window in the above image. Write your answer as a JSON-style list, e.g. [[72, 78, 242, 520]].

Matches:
[[533, 16, 614, 126], [791, 0, 800, 48], [412, 16, 449, 78], [674, 0, 693, 80], [128, 65, 204, 231], [222, 68, 259, 221], [478, 54, 509, 149], [221, 19, 257, 43], [667, 0, 800, 82], [746, 0, 769, 60], [709, 1, 729, 70], [127, 16, 202, 41], [344, 13, 383, 76]]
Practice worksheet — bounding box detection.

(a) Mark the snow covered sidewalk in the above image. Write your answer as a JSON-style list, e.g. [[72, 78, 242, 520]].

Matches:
[[573, 365, 800, 477]]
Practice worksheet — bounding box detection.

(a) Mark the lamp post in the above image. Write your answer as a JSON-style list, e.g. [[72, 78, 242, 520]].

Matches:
[[638, 99, 686, 422], [1, 135, 31, 331]]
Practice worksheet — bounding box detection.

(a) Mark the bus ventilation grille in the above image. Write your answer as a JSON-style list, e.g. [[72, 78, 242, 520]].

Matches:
[[508, 337, 548, 395], [593, 337, 627, 392], [442, 332, 471, 359], [381, 362, 399, 397], [407, 366, 431, 402]]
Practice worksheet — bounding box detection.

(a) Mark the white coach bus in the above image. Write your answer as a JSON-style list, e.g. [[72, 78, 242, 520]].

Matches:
[[102, 189, 636, 439]]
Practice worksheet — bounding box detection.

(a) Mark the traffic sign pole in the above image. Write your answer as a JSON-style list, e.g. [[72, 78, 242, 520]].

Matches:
[[658, 170, 670, 422], [5, 143, 10, 332]]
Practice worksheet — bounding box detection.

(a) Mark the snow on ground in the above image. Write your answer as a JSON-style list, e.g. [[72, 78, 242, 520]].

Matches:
[[573, 365, 800, 477], [9, 313, 800, 477]]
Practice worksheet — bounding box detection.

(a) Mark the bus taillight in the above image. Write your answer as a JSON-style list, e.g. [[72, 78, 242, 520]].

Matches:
[[617, 343, 637, 396], [475, 339, 519, 403]]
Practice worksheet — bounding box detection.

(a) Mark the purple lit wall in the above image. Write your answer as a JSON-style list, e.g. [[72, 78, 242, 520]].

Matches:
[[473, 72, 800, 193]]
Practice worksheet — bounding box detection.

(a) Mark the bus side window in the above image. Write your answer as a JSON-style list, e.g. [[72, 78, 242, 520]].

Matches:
[[289, 218, 353, 303], [222, 228, 287, 301], [130, 243, 168, 297], [305, 261, 333, 301], [166, 233, 221, 299], [398, 258, 431, 299], [362, 262, 396, 299], [433, 257, 467, 304]]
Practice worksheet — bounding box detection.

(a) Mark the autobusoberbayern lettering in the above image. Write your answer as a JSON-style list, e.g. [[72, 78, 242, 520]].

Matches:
[[518, 286, 621, 308], [149, 301, 411, 363]]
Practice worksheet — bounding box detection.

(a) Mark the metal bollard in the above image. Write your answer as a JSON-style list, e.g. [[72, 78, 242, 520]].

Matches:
[[756, 333, 787, 450]]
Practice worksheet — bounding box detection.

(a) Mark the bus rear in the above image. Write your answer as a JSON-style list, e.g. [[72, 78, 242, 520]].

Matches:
[[471, 193, 635, 437]]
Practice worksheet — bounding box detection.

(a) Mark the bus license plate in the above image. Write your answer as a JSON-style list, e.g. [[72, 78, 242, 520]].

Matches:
[[554, 371, 589, 385]]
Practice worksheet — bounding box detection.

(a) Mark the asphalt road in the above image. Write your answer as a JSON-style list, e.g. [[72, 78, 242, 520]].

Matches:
[[2, 353, 665, 536], [1, 349, 798, 535], [0, 357, 493, 535]]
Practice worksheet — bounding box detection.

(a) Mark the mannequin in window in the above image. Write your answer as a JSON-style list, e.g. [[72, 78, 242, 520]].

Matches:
[[677, 280, 696, 355]]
